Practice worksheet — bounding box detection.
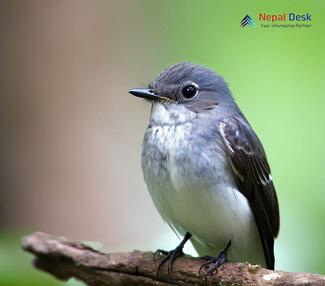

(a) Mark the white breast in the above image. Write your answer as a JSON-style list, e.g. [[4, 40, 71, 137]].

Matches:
[[141, 102, 266, 266]]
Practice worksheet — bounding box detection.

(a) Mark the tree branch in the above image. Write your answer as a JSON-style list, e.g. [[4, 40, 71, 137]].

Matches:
[[22, 232, 325, 286]]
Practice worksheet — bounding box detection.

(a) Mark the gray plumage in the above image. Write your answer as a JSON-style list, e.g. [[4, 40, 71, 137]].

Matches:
[[136, 62, 279, 269]]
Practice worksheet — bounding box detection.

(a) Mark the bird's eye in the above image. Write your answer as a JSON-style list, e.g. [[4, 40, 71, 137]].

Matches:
[[181, 83, 198, 99]]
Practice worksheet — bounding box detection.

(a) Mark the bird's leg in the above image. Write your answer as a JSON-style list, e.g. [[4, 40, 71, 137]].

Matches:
[[153, 232, 192, 276], [199, 240, 231, 282]]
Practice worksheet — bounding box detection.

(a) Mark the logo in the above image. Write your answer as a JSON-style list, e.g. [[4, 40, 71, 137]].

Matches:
[[259, 13, 311, 22], [241, 15, 254, 27], [240, 13, 312, 29]]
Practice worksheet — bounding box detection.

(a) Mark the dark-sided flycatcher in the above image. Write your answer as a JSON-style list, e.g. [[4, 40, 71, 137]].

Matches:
[[129, 63, 280, 277]]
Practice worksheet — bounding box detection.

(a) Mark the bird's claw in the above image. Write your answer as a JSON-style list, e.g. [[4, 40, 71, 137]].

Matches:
[[152, 232, 191, 277], [199, 252, 228, 282], [199, 240, 231, 282], [153, 247, 184, 276]]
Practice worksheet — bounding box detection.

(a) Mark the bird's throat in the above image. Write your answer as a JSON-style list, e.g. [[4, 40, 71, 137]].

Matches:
[[150, 102, 197, 126]]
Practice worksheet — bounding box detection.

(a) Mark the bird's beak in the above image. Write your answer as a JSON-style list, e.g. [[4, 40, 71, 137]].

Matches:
[[129, 88, 160, 101]]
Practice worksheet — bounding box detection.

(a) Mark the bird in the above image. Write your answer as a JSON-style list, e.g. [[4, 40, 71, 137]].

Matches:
[[129, 62, 280, 278]]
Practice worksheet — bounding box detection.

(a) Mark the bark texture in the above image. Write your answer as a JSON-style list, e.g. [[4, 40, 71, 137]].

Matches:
[[22, 232, 325, 286]]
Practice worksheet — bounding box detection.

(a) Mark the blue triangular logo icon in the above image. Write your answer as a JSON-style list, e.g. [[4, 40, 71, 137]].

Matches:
[[241, 15, 254, 27]]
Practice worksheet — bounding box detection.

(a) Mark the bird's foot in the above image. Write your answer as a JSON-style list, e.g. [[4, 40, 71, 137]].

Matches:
[[199, 240, 231, 282], [153, 232, 191, 276], [153, 247, 184, 275]]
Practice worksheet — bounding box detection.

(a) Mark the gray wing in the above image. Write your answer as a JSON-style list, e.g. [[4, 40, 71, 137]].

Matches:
[[218, 116, 280, 270]]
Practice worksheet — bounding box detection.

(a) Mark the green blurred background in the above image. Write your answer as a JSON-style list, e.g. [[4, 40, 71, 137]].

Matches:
[[0, 0, 324, 285]]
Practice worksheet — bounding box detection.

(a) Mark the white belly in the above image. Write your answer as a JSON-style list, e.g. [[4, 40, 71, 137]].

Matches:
[[142, 109, 266, 266]]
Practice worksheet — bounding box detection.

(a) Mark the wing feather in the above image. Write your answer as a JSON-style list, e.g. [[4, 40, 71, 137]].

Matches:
[[218, 117, 280, 269]]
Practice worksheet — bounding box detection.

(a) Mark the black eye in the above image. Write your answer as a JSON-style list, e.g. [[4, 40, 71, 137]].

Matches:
[[181, 84, 198, 99]]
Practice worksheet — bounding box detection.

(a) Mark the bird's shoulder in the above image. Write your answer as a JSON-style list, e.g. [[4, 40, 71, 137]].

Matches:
[[216, 116, 272, 186]]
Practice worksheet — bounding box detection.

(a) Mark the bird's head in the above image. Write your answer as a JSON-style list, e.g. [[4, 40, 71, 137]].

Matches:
[[130, 62, 237, 125]]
